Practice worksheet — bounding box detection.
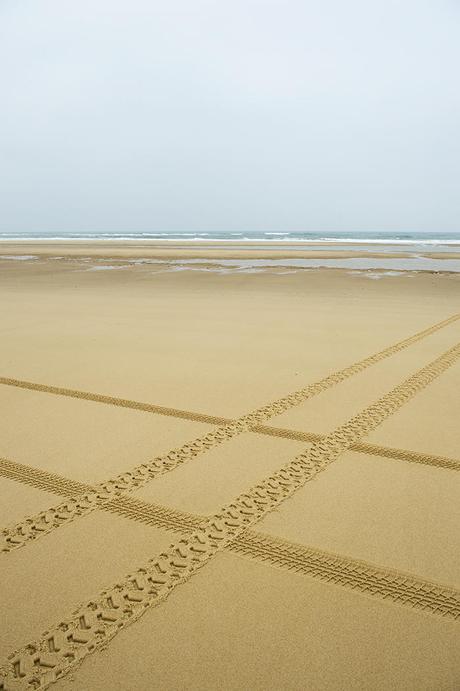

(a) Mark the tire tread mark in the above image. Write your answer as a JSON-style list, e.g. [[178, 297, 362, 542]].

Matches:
[[104, 496, 460, 618], [0, 458, 92, 497], [254, 426, 460, 471], [104, 495, 202, 533], [2, 439, 459, 555], [2, 342, 459, 690], [1, 311, 458, 424], [231, 530, 460, 618], [0, 314, 458, 426], [2, 437, 459, 557], [0, 377, 232, 426], [1, 314, 459, 554]]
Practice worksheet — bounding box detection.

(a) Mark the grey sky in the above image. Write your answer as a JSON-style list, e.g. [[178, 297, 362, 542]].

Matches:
[[1, 0, 459, 233]]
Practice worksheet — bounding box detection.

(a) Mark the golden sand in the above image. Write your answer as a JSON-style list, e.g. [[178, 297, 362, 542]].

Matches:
[[54, 552, 460, 691], [0, 250, 459, 690]]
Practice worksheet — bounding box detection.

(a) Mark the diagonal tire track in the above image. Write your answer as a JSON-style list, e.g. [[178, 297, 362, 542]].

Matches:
[[106, 496, 460, 619], [254, 426, 460, 470], [1, 313, 459, 554], [2, 342, 459, 690], [2, 429, 459, 554], [2, 310, 458, 423]]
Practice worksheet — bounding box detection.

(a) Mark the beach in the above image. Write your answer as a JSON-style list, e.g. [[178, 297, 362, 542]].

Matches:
[[0, 246, 459, 690]]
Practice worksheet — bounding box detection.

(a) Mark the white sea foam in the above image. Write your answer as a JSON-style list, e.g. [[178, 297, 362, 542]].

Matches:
[[2, 232, 460, 246], [85, 265, 124, 271], [0, 254, 38, 260]]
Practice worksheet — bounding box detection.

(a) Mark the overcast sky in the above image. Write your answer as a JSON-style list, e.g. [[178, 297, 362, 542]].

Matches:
[[1, 0, 459, 233]]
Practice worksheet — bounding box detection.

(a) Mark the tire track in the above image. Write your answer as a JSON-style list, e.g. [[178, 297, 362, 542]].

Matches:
[[350, 440, 460, 471], [2, 435, 459, 557], [255, 426, 460, 471], [0, 458, 93, 498], [2, 342, 459, 690], [230, 531, 460, 618], [1, 314, 459, 554], [2, 424, 459, 556], [0, 376, 232, 426], [106, 496, 460, 618], [104, 495, 202, 534], [0, 313, 459, 423]]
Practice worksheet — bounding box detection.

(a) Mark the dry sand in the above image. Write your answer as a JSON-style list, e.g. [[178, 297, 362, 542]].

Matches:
[[0, 248, 459, 690]]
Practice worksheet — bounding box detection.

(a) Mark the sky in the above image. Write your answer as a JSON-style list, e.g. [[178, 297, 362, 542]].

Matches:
[[0, 0, 459, 234]]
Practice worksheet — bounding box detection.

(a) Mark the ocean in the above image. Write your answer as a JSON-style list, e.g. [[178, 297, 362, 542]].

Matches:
[[1, 230, 459, 246]]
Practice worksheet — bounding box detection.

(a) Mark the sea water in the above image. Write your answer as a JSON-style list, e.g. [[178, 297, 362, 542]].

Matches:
[[1, 231, 459, 273], [1, 230, 460, 249]]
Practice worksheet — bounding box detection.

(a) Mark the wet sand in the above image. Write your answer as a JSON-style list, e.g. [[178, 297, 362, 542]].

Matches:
[[0, 251, 459, 690], [1, 238, 460, 260]]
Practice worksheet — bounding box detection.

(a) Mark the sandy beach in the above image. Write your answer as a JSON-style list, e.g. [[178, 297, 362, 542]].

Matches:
[[1, 238, 460, 261], [0, 248, 459, 689], [3, 0, 460, 685]]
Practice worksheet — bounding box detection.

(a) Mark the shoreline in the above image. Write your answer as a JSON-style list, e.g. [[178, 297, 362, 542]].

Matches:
[[1, 253, 460, 278], [1, 240, 460, 262], [1, 241, 460, 274]]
